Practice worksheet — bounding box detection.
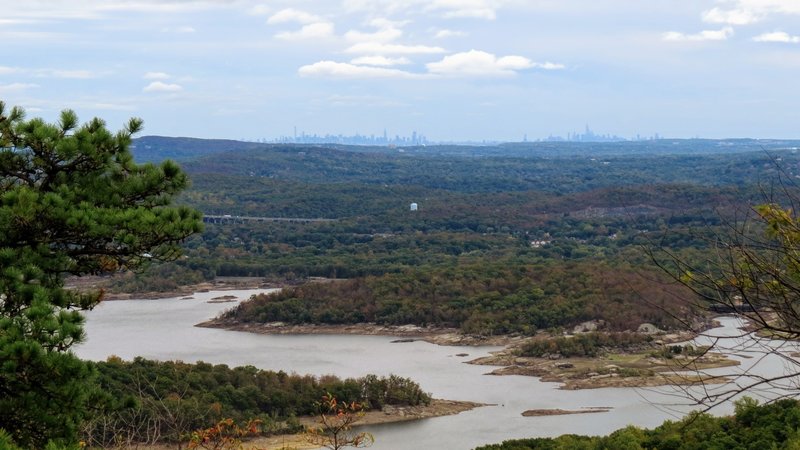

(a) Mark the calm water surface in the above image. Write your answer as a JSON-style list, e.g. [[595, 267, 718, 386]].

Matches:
[[75, 290, 800, 449]]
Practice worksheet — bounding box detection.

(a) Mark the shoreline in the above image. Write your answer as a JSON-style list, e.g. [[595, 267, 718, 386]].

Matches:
[[468, 341, 739, 390], [203, 319, 740, 390], [65, 276, 274, 301], [265, 399, 487, 450], [84, 281, 742, 391], [68, 276, 342, 301], [198, 318, 521, 347], [143, 399, 486, 450], [103, 280, 276, 300]]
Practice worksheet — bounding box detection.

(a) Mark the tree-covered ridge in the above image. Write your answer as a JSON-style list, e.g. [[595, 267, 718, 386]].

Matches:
[[84, 357, 431, 447], [182, 173, 745, 221], [476, 398, 800, 450], [181, 145, 800, 195], [114, 133, 793, 296], [132, 136, 273, 163], [222, 258, 694, 335]]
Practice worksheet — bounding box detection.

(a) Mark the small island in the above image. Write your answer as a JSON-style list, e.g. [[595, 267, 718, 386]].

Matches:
[[470, 330, 737, 390]]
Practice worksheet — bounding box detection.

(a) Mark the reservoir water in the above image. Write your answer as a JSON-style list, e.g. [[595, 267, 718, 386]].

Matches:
[[75, 289, 800, 449]]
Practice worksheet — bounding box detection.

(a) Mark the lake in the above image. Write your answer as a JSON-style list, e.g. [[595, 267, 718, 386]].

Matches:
[[75, 289, 800, 449]]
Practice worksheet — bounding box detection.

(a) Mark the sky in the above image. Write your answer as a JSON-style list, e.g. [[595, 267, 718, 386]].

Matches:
[[1, 0, 799, 142]]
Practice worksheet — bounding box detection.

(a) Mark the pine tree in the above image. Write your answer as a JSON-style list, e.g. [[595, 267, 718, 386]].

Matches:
[[0, 101, 203, 448]]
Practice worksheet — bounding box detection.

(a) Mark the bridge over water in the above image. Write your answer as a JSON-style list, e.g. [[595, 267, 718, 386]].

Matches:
[[203, 215, 337, 224]]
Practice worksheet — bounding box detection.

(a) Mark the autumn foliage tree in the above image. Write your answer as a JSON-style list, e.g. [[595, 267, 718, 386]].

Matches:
[[185, 418, 263, 450], [305, 394, 374, 450], [652, 195, 800, 407], [0, 101, 202, 447]]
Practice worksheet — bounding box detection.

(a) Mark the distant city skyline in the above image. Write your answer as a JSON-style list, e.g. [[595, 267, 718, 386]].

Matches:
[[272, 128, 429, 146], [2, 1, 799, 141], [247, 124, 658, 145]]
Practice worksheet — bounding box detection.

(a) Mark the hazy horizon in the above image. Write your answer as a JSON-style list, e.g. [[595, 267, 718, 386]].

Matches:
[[2, 1, 799, 141]]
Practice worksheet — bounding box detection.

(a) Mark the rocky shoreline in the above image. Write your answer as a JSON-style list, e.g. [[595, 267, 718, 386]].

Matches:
[[64, 276, 276, 301], [521, 407, 612, 417], [198, 318, 521, 347], [202, 318, 740, 390], [469, 340, 739, 390]]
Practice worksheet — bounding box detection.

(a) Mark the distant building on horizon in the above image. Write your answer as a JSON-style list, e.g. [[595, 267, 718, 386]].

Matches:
[[543, 124, 635, 143], [410, 202, 418, 211], [274, 127, 428, 146]]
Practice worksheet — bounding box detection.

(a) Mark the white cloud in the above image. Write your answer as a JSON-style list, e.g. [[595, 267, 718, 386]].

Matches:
[[345, 26, 403, 43], [532, 62, 566, 70], [301, 48, 562, 80], [142, 81, 183, 92], [298, 61, 422, 79], [442, 8, 496, 20], [346, 42, 446, 55], [267, 8, 322, 25], [249, 4, 271, 16], [429, 0, 504, 20], [426, 50, 546, 76], [345, 18, 407, 44], [144, 71, 171, 80], [699, 1, 800, 27], [0, 66, 21, 75], [434, 29, 467, 39], [369, 18, 409, 28], [753, 31, 800, 43], [350, 56, 412, 66], [275, 22, 335, 40], [728, 0, 800, 16], [702, 7, 761, 25], [663, 27, 734, 42], [0, 19, 40, 25], [0, 82, 38, 93]]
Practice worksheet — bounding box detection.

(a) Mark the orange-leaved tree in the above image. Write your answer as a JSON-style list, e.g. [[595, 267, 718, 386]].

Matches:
[[305, 394, 374, 450]]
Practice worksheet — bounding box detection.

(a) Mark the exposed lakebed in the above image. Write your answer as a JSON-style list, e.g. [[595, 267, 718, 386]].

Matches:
[[76, 289, 800, 450]]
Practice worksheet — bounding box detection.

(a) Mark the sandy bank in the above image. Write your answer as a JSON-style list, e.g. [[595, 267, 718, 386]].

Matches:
[[470, 347, 738, 390], [199, 319, 519, 347], [252, 399, 485, 450], [522, 407, 612, 417], [141, 399, 485, 450]]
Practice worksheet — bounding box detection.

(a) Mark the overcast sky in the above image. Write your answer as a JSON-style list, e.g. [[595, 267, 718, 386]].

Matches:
[[1, 0, 799, 141]]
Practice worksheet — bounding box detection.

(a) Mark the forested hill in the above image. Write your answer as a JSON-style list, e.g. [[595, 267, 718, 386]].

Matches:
[[131, 136, 268, 162], [182, 147, 799, 194], [114, 135, 800, 337]]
